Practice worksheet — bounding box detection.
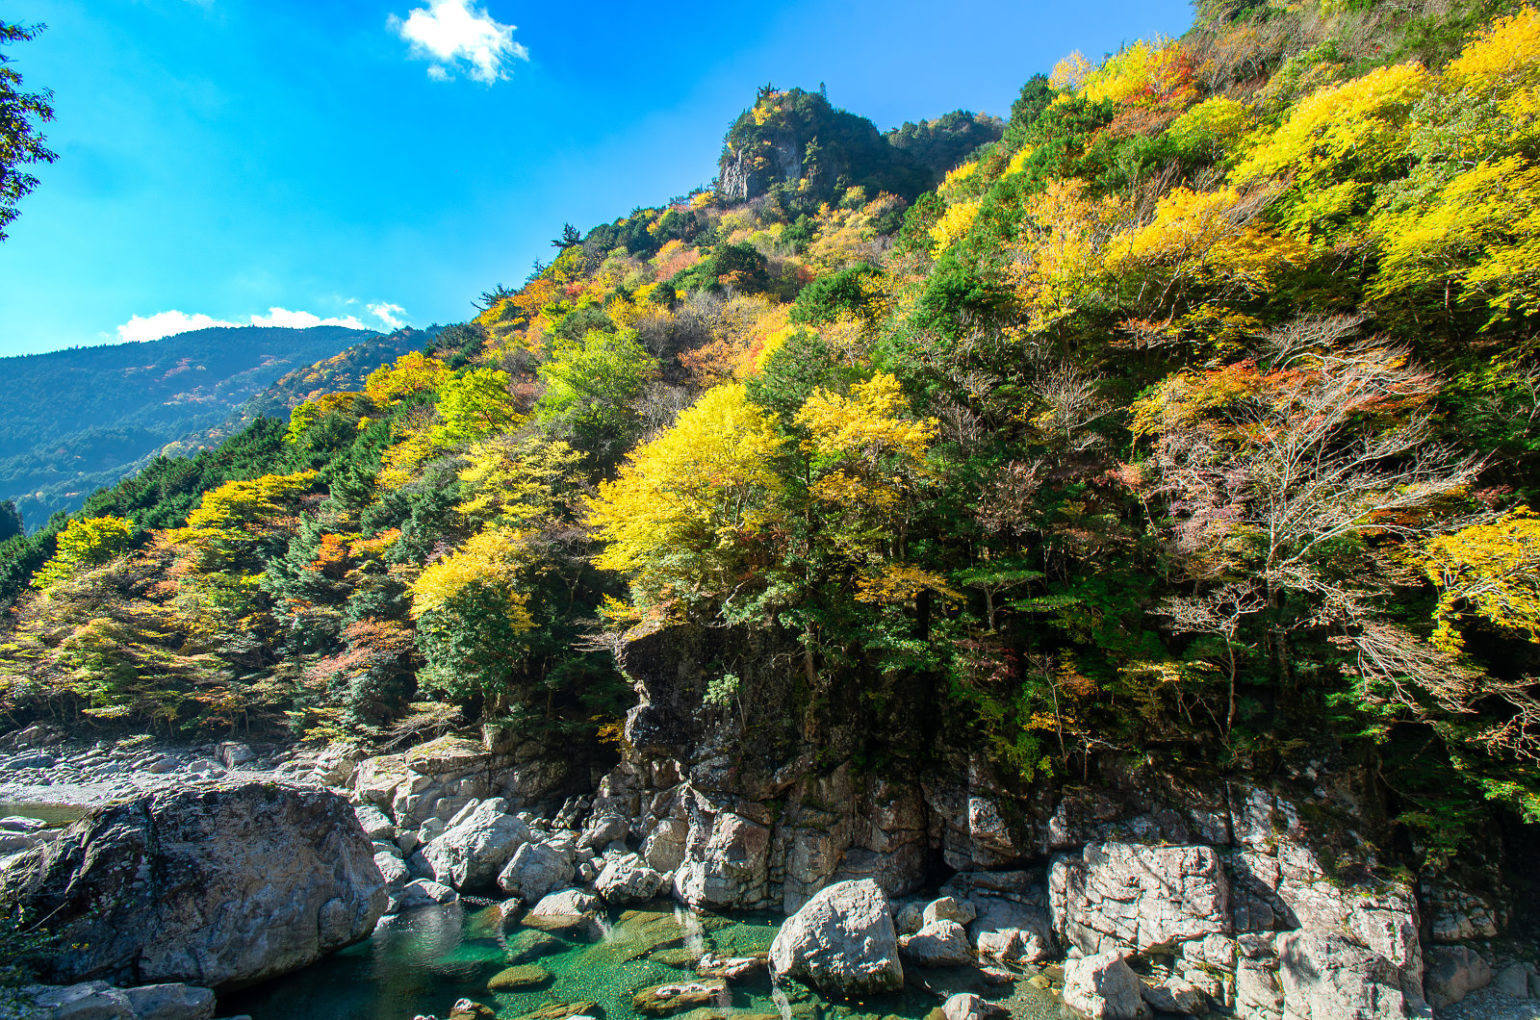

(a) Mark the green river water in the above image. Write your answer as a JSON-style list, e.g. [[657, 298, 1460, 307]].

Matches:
[[221, 901, 1073, 1020]]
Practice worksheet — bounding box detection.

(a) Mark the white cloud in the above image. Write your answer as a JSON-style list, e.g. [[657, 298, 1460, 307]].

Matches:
[[117, 310, 238, 344], [115, 305, 389, 343], [249, 306, 368, 330], [388, 0, 527, 84], [369, 302, 409, 330]]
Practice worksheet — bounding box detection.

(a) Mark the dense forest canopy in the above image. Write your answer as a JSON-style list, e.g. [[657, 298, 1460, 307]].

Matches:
[[4, 0, 1540, 869]]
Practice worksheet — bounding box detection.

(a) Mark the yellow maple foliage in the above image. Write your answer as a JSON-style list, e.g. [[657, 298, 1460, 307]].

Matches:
[[1421, 508, 1540, 653], [587, 384, 785, 608], [408, 527, 535, 631]]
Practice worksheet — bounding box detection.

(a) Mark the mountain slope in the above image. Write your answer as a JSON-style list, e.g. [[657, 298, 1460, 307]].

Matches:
[[0, 325, 375, 527]]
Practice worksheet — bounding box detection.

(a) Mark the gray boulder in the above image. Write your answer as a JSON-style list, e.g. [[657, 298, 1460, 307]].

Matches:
[[942, 993, 1001, 1020], [375, 851, 410, 892], [1278, 929, 1418, 1018], [641, 818, 687, 873], [530, 887, 599, 916], [1140, 978, 1206, 1015], [497, 842, 575, 902], [924, 896, 977, 927], [594, 853, 665, 905], [579, 813, 629, 850], [0, 783, 384, 990], [900, 919, 973, 967], [1062, 950, 1150, 1020], [353, 804, 396, 841], [970, 894, 1052, 964], [421, 798, 531, 891], [397, 879, 459, 909], [27, 980, 216, 1020], [1424, 944, 1492, 1009], [1493, 962, 1531, 998], [769, 878, 904, 996]]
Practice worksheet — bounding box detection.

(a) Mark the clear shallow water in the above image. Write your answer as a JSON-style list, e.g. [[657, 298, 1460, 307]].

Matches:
[[0, 802, 89, 827], [222, 902, 1071, 1020]]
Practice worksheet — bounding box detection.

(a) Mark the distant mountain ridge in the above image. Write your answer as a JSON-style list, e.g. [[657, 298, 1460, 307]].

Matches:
[[0, 324, 376, 528], [156, 327, 435, 460]]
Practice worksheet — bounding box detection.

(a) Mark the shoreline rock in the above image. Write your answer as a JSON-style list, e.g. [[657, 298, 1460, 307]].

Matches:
[[0, 781, 386, 990]]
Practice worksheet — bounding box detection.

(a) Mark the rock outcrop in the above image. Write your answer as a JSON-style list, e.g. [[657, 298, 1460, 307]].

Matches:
[[769, 878, 904, 996], [421, 798, 531, 891], [24, 980, 217, 1020], [1062, 950, 1150, 1020], [0, 782, 385, 989]]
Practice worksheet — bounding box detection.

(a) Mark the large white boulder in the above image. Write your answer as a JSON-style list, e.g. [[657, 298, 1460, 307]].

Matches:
[[769, 878, 904, 996], [0, 782, 385, 989], [1062, 950, 1151, 1020], [421, 798, 531, 891]]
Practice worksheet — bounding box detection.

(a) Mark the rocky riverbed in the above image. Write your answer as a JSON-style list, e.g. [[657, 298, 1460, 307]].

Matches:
[[0, 722, 347, 807], [4, 714, 1540, 1020]]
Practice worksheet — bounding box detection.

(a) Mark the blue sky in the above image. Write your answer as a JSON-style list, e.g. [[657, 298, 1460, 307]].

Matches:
[[0, 0, 1194, 357]]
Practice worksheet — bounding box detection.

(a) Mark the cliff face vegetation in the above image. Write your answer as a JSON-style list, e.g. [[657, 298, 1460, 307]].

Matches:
[[3, 0, 1540, 876]]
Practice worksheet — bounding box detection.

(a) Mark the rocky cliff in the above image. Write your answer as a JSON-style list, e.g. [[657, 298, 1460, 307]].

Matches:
[[336, 621, 1531, 1018]]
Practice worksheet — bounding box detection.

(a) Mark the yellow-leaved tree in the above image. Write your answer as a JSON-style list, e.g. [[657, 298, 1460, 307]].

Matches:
[[1369, 8, 1540, 326], [587, 383, 785, 618], [34, 515, 135, 589], [409, 527, 536, 701], [1421, 507, 1540, 653]]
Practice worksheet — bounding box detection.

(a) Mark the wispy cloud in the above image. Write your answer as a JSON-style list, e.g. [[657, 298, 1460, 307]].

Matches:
[[249, 307, 368, 330], [369, 302, 409, 330], [115, 304, 406, 344], [117, 311, 239, 344], [388, 0, 527, 84]]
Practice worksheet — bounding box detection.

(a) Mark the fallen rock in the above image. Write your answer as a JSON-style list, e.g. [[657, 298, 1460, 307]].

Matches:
[[422, 798, 531, 891], [522, 887, 601, 935], [632, 978, 727, 1016], [695, 952, 767, 980], [1140, 978, 1206, 1014], [580, 813, 630, 850], [1062, 950, 1150, 1020], [397, 878, 459, 909], [970, 894, 1052, 964], [595, 853, 665, 905], [376, 851, 410, 892], [1425, 944, 1493, 1009], [642, 818, 687, 873], [447, 999, 497, 1020], [354, 804, 396, 841], [27, 980, 217, 1020], [769, 878, 904, 996], [216, 742, 256, 769], [0, 783, 384, 990], [942, 993, 1002, 1020], [924, 896, 977, 927], [1493, 962, 1531, 998], [498, 842, 575, 903], [900, 920, 973, 967]]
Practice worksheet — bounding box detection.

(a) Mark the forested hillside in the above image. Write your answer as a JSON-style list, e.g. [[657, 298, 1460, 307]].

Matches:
[[4, 0, 1540, 868], [0, 325, 375, 528], [153, 328, 432, 462]]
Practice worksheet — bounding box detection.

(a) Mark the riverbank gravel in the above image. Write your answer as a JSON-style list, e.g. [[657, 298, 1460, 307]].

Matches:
[[1441, 987, 1540, 1020]]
